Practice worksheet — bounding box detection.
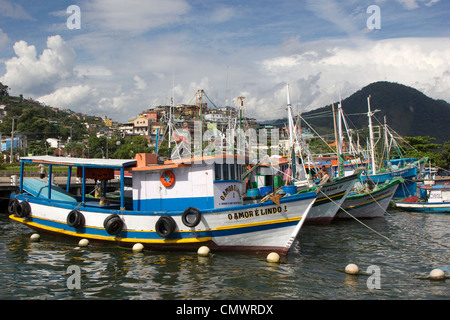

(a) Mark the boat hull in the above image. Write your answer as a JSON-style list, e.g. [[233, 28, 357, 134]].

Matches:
[[360, 166, 417, 198], [9, 191, 316, 255], [335, 180, 400, 220], [303, 173, 359, 225], [394, 201, 450, 213]]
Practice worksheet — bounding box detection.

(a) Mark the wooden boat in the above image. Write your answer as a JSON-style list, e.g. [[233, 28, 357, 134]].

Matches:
[[8, 154, 317, 255], [298, 171, 361, 225], [394, 185, 450, 213], [334, 177, 403, 220]]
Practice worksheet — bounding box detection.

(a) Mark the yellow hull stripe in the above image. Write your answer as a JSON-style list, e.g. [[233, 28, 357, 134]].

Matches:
[[9, 215, 211, 244]]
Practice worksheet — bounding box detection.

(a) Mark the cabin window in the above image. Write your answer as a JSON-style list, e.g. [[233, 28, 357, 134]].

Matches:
[[215, 163, 221, 180], [222, 164, 228, 181], [214, 163, 245, 181]]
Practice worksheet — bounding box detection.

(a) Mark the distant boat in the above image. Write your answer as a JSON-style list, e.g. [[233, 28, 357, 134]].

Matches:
[[394, 185, 450, 213], [359, 158, 425, 199], [335, 177, 403, 220]]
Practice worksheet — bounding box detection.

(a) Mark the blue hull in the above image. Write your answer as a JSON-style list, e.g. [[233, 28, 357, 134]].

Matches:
[[360, 166, 417, 198]]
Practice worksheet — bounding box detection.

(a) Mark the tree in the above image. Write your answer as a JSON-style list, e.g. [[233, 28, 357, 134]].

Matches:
[[112, 136, 153, 159], [0, 83, 9, 96], [400, 136, 441, 164], [436, 141, 450, 170]]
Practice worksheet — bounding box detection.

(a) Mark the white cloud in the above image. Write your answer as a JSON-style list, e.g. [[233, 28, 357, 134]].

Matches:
[[396, 0, 440, 9], [0, 28, 9, 48], [305, 0, 360, 35], [0, 0, 33, 20], [133, 75, 147, 91], [209, 6, 235, 23], [37, 85, 97, 109], [82, 0, 190, 34], [247, 37, 450, 118], [0, 35, 75, 95]]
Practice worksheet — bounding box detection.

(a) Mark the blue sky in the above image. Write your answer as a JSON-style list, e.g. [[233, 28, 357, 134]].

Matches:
[[1, 0, 449, 122]]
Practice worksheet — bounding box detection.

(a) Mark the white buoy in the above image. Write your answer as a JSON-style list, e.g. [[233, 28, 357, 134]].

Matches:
[[197, 246, 210, 257], [266, 252, 280, 263], [132, 243, 144, 253], [78, 239, 89, 247], [429, 269, 445, 281], [345, 264, 359, 275], [30, 233, 40, 242]]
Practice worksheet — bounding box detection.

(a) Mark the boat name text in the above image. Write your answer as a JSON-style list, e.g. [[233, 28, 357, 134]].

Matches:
[[228, 205, 287, 221]]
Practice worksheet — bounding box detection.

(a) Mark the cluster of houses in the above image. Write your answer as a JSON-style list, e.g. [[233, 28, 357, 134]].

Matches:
[[0, 89, 316, 160]]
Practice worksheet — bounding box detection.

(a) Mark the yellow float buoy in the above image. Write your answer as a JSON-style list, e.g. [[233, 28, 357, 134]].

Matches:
[[266, 252, 280, 263], [30, 233, 40, 242], [197, 246, 210, 257], [132, 243, 144, 253], [345, 264, 359, 275], [78, 238, 89, 247], [429, 269, 445, 281]]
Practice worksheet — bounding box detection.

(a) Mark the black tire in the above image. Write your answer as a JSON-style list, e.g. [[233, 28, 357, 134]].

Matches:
[[8, 198, 19, 214], [181, 207, 201, 228], [103, 214, 124, 236], [67, 210, 85, 228], [15, 201, 31, 218], [155, 215, 176, 237]]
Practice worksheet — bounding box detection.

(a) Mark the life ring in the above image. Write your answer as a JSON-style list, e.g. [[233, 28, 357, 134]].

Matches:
[[103, 214, 124, 236], [155, 215, 176, 238], [160, 170, 175, 188], [8, 198, 19, 214], [15, 201, 31, 218], [67, 210, 85, 229], [181, 207, 201, 228]]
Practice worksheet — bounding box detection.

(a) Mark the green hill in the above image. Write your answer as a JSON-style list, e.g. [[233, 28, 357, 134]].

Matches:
[[301, 81, 450, 144]]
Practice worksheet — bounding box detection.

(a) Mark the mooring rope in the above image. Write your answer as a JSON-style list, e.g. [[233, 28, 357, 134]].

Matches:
[[316, 187, 449, 265]]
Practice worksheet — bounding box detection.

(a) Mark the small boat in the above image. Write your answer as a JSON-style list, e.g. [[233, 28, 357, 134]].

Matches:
[[394, 185, 450, 213], [9, 154, 317, 255], [334, 177, 403, 220]]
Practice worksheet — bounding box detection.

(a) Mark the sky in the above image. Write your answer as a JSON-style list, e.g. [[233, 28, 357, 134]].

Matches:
[[0, 0, 449, 123]]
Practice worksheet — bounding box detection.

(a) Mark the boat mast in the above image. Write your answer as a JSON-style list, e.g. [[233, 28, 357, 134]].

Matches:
[[286, 84, 296, 182], [384, 116, 390, 162], [367, 95, 377, 174], [168, 68, 175, 158], [337, 97, 345, 177]]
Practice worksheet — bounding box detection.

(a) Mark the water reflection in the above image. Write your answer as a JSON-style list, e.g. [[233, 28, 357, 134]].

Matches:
[[1, 211, 449, 300]]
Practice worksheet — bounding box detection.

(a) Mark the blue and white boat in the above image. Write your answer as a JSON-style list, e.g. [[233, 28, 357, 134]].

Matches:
[[9, 154, 317, 255], [394, 185, 450, 213], [359, 160, 423, 199]]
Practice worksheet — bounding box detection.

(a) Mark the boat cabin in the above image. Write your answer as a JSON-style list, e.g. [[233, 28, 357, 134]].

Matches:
[[131, 154, 248, 211]]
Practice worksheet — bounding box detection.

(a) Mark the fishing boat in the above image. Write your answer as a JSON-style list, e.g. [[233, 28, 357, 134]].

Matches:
[[334, 177, 403, 220], [357, 96, 426, 199], [299, 171, 361, 225], [393, 185, 450, 213], [8, 154, 317, 255], [275, 85, 361, 225]]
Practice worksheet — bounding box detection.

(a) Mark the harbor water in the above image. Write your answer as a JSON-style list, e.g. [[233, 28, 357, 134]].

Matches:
[[0, 209, 448, 300]]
